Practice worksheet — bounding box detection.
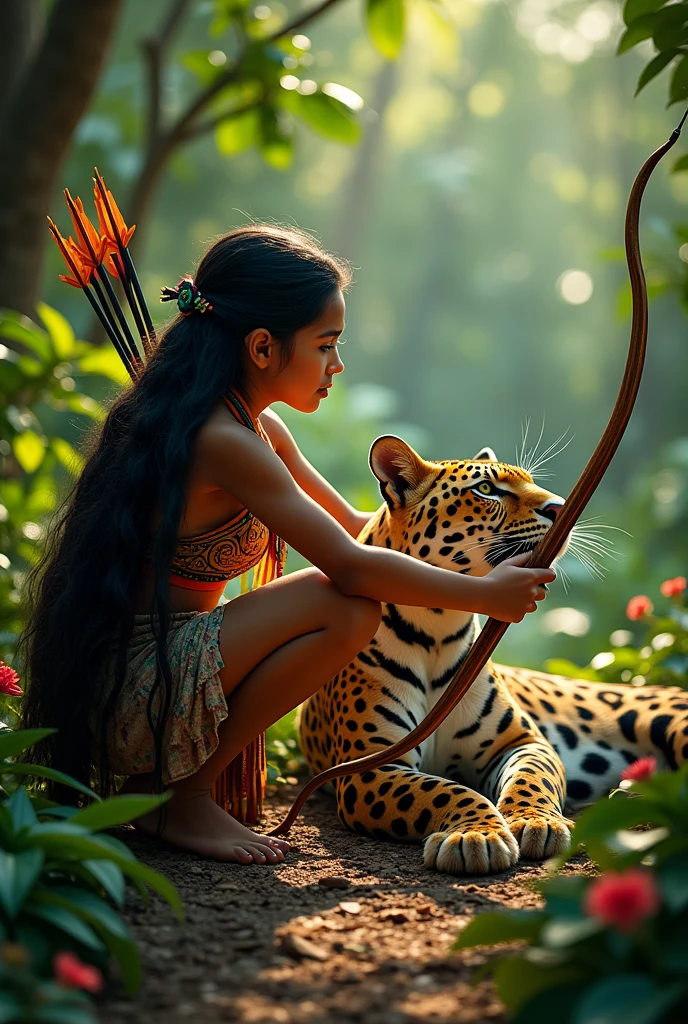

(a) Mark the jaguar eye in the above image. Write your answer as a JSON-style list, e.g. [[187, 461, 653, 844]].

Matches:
[[476, 482, 493, 495]]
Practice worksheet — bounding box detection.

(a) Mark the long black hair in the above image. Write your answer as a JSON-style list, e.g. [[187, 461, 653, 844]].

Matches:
[[19, 224, 351, 801]]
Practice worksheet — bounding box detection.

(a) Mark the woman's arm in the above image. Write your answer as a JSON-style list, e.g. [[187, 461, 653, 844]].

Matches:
[[259, 407, 371, 538], [199, 419, 555, 623]]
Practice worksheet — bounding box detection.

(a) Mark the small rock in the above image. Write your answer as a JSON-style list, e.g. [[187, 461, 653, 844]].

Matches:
[[379, 908, 412, 924], [317, 875, 351, 890], [280, 933, 329, 962], [188, 865, 203, 876], [338, 901, 361, 915]]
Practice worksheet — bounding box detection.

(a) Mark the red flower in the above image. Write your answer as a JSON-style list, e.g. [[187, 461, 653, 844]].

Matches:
[[0, 661, 22, 697], [583, 868, 660, 933], [621, 756, 657, 782], [626, 595, 653, 621], [660, 576, 686, 598], [53, 951, 103, 993]]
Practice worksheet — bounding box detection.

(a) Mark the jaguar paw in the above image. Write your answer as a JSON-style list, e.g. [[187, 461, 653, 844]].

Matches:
[[423, 826, 520, 875], [505, 814, 572, 860]]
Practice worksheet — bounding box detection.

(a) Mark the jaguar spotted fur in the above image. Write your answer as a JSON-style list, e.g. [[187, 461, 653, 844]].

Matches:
[[299, 436, 688, 875]]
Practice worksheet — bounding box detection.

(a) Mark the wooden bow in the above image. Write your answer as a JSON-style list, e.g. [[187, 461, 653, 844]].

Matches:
[[272, 111, 687, 836]]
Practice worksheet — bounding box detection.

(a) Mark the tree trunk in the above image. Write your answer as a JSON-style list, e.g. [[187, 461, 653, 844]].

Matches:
[[0, 0, 44, 125], [0, 0, 126, 317]]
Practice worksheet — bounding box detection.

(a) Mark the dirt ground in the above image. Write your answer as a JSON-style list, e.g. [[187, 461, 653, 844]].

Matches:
[[99, 784, 589, 1024]]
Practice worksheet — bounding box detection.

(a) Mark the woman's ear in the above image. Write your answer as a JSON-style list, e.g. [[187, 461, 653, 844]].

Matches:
[[369, 435, 435, 508], [245, 328, 277, 370]]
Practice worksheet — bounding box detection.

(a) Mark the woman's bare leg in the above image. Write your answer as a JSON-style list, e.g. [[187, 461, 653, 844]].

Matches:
[[132, 569, 381, 863]]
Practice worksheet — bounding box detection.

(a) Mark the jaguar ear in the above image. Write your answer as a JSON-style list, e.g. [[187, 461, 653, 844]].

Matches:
[[369, 435, 435, 509], [473, 447, 497, 461]]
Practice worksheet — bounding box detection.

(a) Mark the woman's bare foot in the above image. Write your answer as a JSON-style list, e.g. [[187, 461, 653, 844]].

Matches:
[[121, 775, 289, 863]]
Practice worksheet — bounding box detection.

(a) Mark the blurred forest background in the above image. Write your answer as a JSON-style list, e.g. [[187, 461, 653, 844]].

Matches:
[[1, 0, 687, 678]]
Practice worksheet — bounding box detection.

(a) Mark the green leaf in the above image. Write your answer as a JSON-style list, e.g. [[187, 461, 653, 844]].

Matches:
[[491, 955, 585, 1013], [0, 848, 44, 918], [670, 52, 688, 104], [258, 106, 294, 170], [624, 0, 672, 27], [0, 993, 24, 1024], [34, 1002, 98, 1024], [512, 983, 581, 1024], [453, 910, 543, 950], [25, 826, 184, 920], [366, 0, 405, 60], [653, 5, 688, 51], [68, 792, 171, 831], [284, 89, 361, 144], [62, 393, 105, 421], [25, 901, 105, 951], [673, 151, 688, 172], [116, 857, 184, 922], [51, 436, 84, 476], [13, 429, 46, 474], [2, 763, 102, 802], [540, 916, 602, 948], [0, 309, 51, 363], [570, 793, 670, 854], [0, 728, 56, 761], [6, 785, 38, 830], [182, 49, 227, 87], [635, 48, 681, 94], [617, 16, 657, 54], [572, 975, 685, 1024], [215, 109, 260, 155], [37, 303, 78, 360], [42, 885, 131, 941], [77, 347, 129, 384], [82, 859, 125, 907], [657, 851, 688, 910]]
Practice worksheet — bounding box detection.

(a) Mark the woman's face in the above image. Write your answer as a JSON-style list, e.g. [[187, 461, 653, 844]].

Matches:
[[266, 289, 347, 413]]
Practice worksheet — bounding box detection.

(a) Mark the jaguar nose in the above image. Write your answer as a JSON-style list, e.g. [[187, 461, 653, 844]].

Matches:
[[539, 501, 563, 524]]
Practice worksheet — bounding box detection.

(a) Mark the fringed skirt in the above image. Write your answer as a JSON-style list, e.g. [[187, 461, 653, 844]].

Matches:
[[92, 606, 228, 785]]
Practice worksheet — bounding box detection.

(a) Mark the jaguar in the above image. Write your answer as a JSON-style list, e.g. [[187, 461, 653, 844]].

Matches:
[[299, 435, 688, 875]]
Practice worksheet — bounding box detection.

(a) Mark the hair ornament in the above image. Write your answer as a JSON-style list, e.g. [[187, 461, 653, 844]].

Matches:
[[160, 277, 213, 316]]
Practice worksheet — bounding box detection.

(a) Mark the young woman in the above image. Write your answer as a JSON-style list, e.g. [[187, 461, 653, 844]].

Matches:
[[20, 225, 555, 865]]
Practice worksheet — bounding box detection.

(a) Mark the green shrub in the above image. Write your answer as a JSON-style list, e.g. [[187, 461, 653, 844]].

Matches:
[[454, 762, 688, 1024], [0, 723, 183, 1022]]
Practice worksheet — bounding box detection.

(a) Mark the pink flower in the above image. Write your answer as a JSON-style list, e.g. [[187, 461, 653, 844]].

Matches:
[[583, 869, 660, 933], [621, 756, 657, 782], [660, 576, 686, 598], [53, 951, 103, 993], [0, 661, 22, 697], [626, 596, 653, 621]]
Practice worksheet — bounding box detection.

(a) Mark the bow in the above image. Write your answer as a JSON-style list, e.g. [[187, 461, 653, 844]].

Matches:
[[272, 111, 688, 836]]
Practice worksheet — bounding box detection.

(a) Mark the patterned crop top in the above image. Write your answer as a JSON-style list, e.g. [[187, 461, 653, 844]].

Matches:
[[142, 390, 280, 591]]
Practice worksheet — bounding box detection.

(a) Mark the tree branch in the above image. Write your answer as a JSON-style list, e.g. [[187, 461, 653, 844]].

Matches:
[[169, 0, 346, 144], [182, 95, 269, 140], [141, 0, 193, 149]]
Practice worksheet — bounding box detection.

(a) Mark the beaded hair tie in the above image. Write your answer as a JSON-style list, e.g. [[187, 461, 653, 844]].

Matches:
[[160, 277, 213, 316]]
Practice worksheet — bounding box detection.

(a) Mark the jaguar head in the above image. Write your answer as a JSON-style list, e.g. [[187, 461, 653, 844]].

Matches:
[[363, 435, 567, 575]]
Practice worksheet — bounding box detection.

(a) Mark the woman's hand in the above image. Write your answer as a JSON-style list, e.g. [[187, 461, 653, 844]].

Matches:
[[477, 553, 556, 623]]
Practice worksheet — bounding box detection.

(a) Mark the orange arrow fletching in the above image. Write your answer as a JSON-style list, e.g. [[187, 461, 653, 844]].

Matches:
[[47, 217, 94, 287], [93, 171, 136, 250], [64, 190, 108, 266]]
